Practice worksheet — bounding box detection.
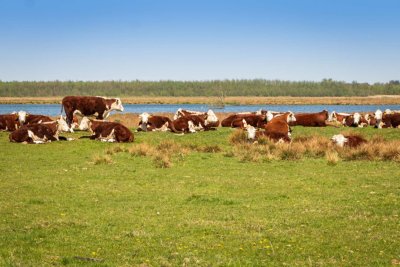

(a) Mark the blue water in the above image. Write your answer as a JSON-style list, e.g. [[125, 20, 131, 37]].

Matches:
[[1, 104, 400, 116]]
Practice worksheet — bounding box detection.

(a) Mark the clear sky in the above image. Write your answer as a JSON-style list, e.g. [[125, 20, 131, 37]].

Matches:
[[0, 0, 399, 82]]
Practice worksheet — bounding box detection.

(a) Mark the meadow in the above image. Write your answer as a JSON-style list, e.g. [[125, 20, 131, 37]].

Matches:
[[0, 124, 399, 266]]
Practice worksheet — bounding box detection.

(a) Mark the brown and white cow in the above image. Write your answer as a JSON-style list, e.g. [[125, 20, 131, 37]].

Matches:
[[331, 134, 367, 148], [170, 115, 205, 133], [0, 114, 20, 131], [61, 96, 124, 128], [174, 109, 220, 128], [137, 112, 179, 132], [246, 112, 296, 143], [381, 113, 400, 128], [343, 112, 367, 127], [329, 111, 351, 125], [222, 111, 275, 128], [9, 116, 71, 144], [14, 111, 53, 125], [289, 110, 328, 127], [85, 120, 133, 142]]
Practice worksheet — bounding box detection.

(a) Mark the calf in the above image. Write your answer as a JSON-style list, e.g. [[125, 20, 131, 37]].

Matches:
[[290, 110, 328, 127], [331, 134, 367, 148], [0, 114, 20, 131], [61, 96, 124, 127], [87, 120, 133, 142]]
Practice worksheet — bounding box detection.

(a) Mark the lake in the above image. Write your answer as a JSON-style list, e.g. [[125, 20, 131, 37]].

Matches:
[[1, 104, 399, 116]]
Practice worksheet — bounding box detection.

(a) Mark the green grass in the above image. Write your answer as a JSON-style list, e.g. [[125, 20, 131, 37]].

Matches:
[[0, 127, 399, 266]]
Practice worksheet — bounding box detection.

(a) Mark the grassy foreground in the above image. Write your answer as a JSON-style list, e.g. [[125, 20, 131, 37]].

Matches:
[[0, 126, 399, 266]]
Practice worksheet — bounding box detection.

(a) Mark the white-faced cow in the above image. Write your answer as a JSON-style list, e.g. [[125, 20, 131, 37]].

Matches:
[[61, 96, 124, 128], [137, 112, 179, 132], [174, 109, 220, 128], [9, 116, 71, 144], [331, 134, 367, 148], [84, 120, 133, 142]]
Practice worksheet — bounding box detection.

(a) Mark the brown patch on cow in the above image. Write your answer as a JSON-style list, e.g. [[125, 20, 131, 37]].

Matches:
[[289, 110, 328, 127]]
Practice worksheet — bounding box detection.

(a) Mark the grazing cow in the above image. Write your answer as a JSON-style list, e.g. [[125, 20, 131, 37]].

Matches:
[[381, 113, 400, 128], [85, 120, 133, 142], [137, 112, 179, 132], [0, 114, 20, 131], [9, 116, 71, 144], [246, 112, 296, 143], [289, 110, 329, 127], [174, 109, 220, 128], [331, 134, 367, 148], [61, 96, 124, 127]]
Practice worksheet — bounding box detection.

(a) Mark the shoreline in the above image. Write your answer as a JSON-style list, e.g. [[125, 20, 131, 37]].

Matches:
[[0, 96, 399, 105]]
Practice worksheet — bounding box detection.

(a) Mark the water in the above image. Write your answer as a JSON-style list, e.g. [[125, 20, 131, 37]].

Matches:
[[1, 104, 399, 116]]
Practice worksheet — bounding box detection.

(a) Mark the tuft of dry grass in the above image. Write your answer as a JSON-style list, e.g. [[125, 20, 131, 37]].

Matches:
[[326, 150, 340, 165], [229, 130, 248, 145], [152, 154, 172, 168], [105, 145, 127, 155], [129, 143, 155, 157], [92, 154, 113, 165]]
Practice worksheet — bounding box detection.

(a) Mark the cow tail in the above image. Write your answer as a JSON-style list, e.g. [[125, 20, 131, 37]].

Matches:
[[167, 118, 181, 133]]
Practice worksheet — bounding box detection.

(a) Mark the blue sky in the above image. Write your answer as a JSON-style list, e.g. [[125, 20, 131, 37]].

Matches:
[[0, 0, 399, 82]]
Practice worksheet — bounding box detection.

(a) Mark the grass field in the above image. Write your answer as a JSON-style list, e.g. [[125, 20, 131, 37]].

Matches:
[[0, 125, 399, 266], [1, 95, 400, 105]]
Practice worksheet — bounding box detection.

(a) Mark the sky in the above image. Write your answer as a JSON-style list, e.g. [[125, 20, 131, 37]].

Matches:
[[0, 0, 399, 82]]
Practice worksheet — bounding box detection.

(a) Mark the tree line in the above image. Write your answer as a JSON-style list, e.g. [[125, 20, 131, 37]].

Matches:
[[0, 79, 399, 97]]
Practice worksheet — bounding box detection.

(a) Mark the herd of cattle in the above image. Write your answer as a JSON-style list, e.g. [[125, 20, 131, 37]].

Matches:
[[0, 96, 399, 147]]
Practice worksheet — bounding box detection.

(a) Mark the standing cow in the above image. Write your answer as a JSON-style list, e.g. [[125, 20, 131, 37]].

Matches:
[[61, 96, 124, 128]]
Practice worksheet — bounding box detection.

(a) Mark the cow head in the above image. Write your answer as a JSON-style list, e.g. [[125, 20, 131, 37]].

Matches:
[[110, 98, 124, 112], [13, 111, 28, 124], [328, 111, 337, 122], [205, 109, 218, 125], [374, 109, 383, 128], [266, 111, 274, 122], [57, 116, 72, 132], [245, 124, 257, 140], [353, 112, 361, 126], [384, 109, 393, 115], [79, 117, 91, 131], [331, 134, 348, 147], [287, 112, 296, 123], [139, 112, 151, 124], [173, 108, 183, 120]]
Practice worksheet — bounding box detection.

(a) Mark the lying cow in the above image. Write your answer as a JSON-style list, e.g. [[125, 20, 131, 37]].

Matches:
[[137, 112, 178, 132], [222, 111, 274, 128], [343, 112, 369, 127], [174, 109, 220, 128], [13, 111, 53, 125], [246, 112, 296, 143], [84, 120, 133, 142], [61, 96, 124, 128], [331, 134, 367, 148], [289, 110, 328, 127], [0, 113, 20, 131], [9, 116, 71, 144], [381, 113, 400, 128], [171, 115, 205, 133], [329, 111, 351, 124]]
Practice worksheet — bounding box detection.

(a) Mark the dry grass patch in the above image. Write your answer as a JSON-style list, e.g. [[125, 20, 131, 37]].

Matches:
[[326, 150, 340, 165], [229, 129, 248, 145], [92, 154, 113, 165]]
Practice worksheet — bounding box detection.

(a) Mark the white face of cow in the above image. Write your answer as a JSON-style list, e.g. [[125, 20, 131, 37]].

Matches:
[[364, 114, 371, 123], [328, 111, 336, 122], [205, 109, 218, 124], [331, 134, 348, 147], [246, 125, 257, 140], [79, 117, 91, 131], [139, 112, 150, 124], [16, 111, 28, 124], [374, 109, 383, 128], [266, 111, 274, 122], [173, 108, 182, 120], [57, 116, 72, 132], [287, 112, 296, 123], [353, 113, 361, 125], [110, 98, 124, 112], [384, 109, 392, 115]]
